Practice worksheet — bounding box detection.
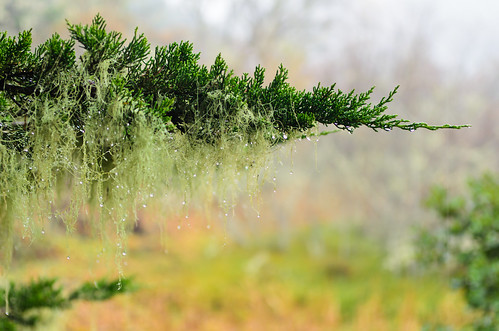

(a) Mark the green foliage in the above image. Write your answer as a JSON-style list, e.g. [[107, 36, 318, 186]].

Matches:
[[0, 277, 130, 330], [416, 173, 499, 330], [67, 14, 149, 75], [69, 278, 131, 301], [0, 14, 466, 272], [0, 13, 465, 149]]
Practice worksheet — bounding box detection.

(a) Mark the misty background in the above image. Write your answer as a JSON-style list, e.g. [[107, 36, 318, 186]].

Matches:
[[1, 0, 498, 266]]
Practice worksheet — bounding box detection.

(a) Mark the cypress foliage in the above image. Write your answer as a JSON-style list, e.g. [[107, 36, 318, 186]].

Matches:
[[0, 14, 466, 271]]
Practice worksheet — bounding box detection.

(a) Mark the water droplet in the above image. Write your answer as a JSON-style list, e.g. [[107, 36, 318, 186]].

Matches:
[[283, 133, 288, 140], [177, 225, 181, 230], [182, 201, 186, 205], [66, 256, 70, 260], [207, 225, 211, 229], [142, 204, 147, 208], [185, 215, 189, 219], [122, 252, 127, 256], [273, 177, 277, 181], [409, 128, 415, 132], [149, 193, 154, 198], [289, 171, 294, 175], [79, 181, 83, 185], [41, 229, 45, 235], [384, 127, 392, 132]]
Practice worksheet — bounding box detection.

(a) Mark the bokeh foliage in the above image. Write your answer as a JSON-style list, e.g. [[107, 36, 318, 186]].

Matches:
[[0, 277, 130, 330], [416, 173, 499, 330]]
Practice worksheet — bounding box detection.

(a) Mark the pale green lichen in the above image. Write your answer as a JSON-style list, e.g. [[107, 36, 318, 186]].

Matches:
[[0, 58, 277, 276]]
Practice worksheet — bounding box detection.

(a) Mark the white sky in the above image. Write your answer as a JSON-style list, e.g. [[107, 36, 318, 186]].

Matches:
[[162, 0, 499, 74]]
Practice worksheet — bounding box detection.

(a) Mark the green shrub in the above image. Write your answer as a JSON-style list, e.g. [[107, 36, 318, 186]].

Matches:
[[416, 173, 499, 330]]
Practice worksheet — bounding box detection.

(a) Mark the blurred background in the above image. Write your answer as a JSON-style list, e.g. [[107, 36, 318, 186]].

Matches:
[[1, 0, 498, 329]]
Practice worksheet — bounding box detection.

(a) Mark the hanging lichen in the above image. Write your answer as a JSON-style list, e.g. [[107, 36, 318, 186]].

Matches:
[[0, 14, 467, 274]]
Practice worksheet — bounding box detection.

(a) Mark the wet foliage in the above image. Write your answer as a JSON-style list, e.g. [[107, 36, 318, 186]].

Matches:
[[0, 14, 466, 271]]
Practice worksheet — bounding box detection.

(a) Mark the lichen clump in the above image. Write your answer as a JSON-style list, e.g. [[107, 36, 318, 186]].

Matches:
[[0, 15, 466, 270]]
